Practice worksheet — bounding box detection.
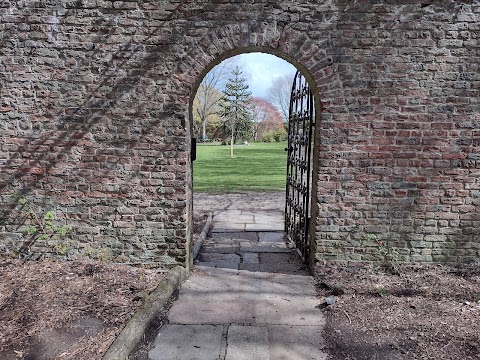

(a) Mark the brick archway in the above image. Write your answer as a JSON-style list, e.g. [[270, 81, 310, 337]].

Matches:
[[179, 19, 342, 269], [186, 45, 327, 269]]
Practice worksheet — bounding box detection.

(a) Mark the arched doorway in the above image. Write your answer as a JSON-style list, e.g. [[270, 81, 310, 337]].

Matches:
[[188, 48, 322, 270]]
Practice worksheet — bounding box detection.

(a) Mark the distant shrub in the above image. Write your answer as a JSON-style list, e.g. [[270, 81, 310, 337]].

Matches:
[[261, 127, 287, 142], [261, 132, 275, 143], [273, 127, 287, 141]]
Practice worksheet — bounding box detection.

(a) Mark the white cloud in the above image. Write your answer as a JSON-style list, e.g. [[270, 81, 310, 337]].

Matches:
[[233, 53, 296, 99]]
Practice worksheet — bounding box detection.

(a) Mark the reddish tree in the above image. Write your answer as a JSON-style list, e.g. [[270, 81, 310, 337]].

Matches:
[[250, 97, 284, 141]]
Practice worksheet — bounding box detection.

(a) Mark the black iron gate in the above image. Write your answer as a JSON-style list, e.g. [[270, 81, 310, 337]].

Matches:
[[285, 71, 314, 261]]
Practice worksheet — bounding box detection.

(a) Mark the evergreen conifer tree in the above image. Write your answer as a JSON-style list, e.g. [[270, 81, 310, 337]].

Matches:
[[220, 65, 253, 158]]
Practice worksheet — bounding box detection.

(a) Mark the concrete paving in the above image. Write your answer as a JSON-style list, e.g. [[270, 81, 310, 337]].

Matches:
[[148, 325, 225, 360], [148, 193, 327, 360], [225, 326, 269, 360], [193, 192, 285, 213]]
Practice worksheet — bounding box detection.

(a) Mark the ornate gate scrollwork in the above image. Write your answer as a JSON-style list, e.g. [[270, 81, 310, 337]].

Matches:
[[285, 71, 314, 261]]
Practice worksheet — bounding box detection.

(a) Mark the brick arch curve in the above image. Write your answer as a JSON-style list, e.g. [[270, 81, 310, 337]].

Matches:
[[178, 21, 340, 114], [181, 21, 336, 269]]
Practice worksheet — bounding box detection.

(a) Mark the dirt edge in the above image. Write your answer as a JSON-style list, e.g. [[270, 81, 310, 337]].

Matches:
[[102, 266, 187, 360], [193, 212, 213, 260]]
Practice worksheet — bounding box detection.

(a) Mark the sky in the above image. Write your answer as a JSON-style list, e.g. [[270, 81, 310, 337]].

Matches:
[[229, 53, 297, 99]]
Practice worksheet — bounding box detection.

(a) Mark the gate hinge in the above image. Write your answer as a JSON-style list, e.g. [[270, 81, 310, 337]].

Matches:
[[191, 137, 197, 162]]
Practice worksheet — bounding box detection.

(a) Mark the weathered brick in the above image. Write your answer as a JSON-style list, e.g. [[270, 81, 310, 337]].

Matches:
[[0, 0, 478, 268]]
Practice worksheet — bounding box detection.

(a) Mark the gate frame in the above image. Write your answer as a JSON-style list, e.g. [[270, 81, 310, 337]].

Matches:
[[285, 70, 315, 262]]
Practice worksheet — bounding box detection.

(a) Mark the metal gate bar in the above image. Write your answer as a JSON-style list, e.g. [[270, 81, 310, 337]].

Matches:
[[285, 71, 314, 261]]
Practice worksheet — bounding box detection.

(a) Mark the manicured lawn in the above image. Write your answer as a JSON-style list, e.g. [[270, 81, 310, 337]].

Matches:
[[193, 142, 288, 192]]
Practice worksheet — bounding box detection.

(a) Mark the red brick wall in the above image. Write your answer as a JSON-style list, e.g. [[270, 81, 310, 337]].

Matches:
[[0, 1, 478, 267]]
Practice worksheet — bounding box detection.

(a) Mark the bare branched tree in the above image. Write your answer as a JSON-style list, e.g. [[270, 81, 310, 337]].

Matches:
[[195, 59, 237, 140], [267, 73, 295, 123], [250, 97, 282, 141]]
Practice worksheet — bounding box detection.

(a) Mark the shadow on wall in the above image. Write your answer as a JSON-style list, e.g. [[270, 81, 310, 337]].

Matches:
[[0, 1, 190, 215], [0, 1, 197, 261]]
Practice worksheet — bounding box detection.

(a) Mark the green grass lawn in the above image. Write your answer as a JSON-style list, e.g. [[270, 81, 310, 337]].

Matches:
[[193, 141, 288, 193]]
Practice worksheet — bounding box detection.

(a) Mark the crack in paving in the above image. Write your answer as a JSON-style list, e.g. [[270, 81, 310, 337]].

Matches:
[[219, 325, 229, 360]]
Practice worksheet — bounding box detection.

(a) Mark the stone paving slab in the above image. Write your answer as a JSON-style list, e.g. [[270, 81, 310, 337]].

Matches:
[[253, 298, 324, 326], [259, 252, 301, 264], [209, 232, 259, 242], [213, 213, 255, 223], [240, 241, 292, 253], [177, 267, 315, 298], [253, 213, 284, 224], [198, 253, 241, 264], [166, 267, 322, 326], [167, 296, 323, 327], [204, 207, 284, 234], [245, 223, 284, 231], [199, 243, 240, 254], [239, 263, 301, 274], [196, 266, 314, 291], [225, 325, 269, 360], [148, 324, 224, 360], [194, 261, 239, 270], [194, 192, 285, 213], [168, 299, 257, 325], [242, 253, 259, 264], [258, 232, 286, 243], [211, 222, 246, 232], [201, 240, 291, 254]]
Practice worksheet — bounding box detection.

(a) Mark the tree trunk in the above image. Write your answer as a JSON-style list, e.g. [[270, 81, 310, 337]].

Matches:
[[230, 121, 235, 158], [202, 117, 207, 141]]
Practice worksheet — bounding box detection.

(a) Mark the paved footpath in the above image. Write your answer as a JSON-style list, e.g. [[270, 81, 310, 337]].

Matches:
[[193, 192, 285, 213], [148, 193, 327, 360]]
